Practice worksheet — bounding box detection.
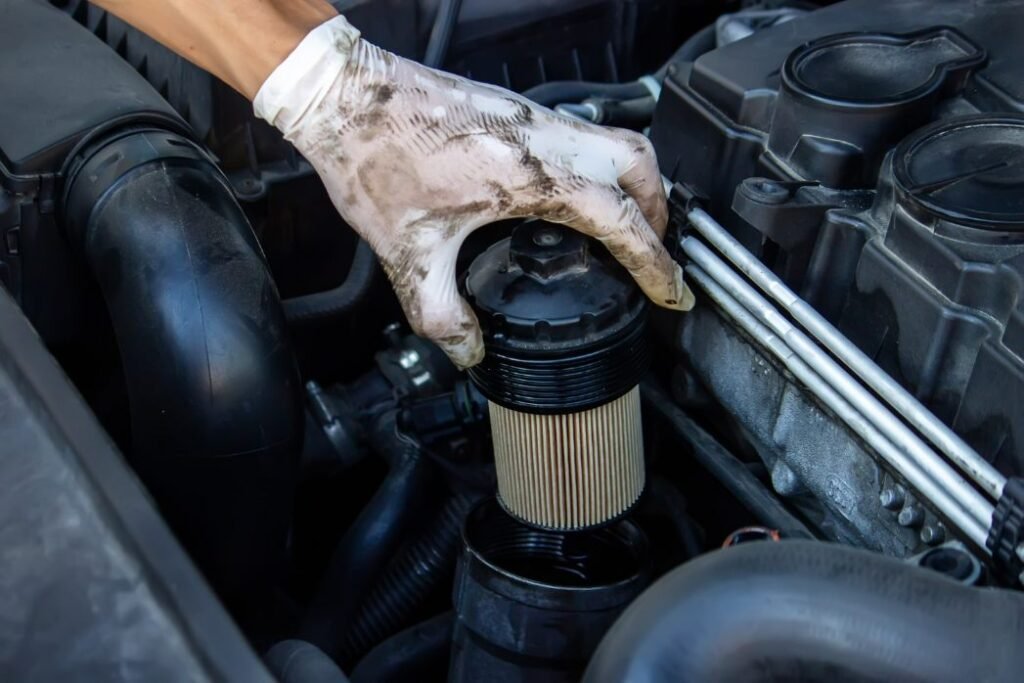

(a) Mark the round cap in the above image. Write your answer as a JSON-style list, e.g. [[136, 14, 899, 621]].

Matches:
[[463, 221, 649, 413], [893, 115, 1024, 241]]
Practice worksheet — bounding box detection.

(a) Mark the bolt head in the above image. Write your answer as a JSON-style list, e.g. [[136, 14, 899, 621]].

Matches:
[[898, 504, 924, 528], [511, 222, 588, 280], [880, 486, 905, 510], [920, 524, 945, 545]]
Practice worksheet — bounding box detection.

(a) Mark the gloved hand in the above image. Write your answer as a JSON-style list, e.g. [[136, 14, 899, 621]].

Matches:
[[255, 15, 694, 369]]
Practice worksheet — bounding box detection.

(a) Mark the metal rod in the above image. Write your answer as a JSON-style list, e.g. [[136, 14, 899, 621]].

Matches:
[[682, 237, 993, 532], [686, 207, 1006, 501], [685, 264, 991, 549]]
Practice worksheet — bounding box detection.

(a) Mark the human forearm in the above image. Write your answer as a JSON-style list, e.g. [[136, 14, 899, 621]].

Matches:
[[89, 0, 337, 98]]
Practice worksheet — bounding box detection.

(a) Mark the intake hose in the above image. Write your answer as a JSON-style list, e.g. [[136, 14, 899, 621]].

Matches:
[[584, 540, 1024, 682], [63, 127, 302, 629]]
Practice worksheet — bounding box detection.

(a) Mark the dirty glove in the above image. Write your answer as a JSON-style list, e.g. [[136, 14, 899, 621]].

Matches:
[[254, 15, 694, 369]]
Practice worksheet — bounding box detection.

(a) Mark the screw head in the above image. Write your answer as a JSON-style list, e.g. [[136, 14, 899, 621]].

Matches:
[[898, 503, 924, 528], [880, 485, 905, 510], [742, 178, 790, 205], [511, 222, 588, 280], [920, 524, 945, 545]]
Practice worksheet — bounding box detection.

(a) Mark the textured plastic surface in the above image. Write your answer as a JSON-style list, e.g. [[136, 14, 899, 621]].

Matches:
[[0, 0, 185, 345], [0, 0, 183, 175], [584, 540, 1024, 682], [769, 27, 984, 188], [450, 499, 648, 682], [893, 116, 1024, 238], [0, 286, 271, 682], [652, 0, 1024, 478], [465, 221, 649, 413]]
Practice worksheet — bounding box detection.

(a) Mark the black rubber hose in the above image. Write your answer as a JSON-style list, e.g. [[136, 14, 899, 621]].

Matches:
[[339, 492, 478, 665], [585, 540, 1024, 682], [300, 414, 440, 658], [63, 128, 302, 629], [523, 80, 651, 107], [646, 477, 703, 559], [283, 0, 464, 326], [589, 96, 657, 129], [641, 382, 813, 538], [423, 0, 463, 69], [524, 21, 714, 110], [350, 612, 455, 683], [266, 641, 350, 683], [282, 239, 377, 325]]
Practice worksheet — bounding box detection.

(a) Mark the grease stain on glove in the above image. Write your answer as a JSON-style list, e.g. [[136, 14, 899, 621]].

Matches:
[[255, 15, 694, 369]]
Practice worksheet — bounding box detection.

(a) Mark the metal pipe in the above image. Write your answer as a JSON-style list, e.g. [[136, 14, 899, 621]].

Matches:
[[682, 239, 992, 532], [686, 207, 1006, 501], [685, 264, 991, 549]]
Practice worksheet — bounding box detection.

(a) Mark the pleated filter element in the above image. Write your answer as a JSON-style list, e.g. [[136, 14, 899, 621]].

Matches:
[[489, 387, 645, 530]]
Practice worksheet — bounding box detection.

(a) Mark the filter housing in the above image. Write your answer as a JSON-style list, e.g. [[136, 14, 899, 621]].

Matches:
[[464, 221, 650, 529]]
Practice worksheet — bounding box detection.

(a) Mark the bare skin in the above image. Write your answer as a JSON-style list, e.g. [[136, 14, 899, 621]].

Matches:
[[90, 0, 336, 99], [90, 2, 693, 368]]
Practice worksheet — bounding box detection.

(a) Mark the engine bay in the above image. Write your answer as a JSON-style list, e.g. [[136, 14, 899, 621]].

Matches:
[[3, 0, 1024, 680]]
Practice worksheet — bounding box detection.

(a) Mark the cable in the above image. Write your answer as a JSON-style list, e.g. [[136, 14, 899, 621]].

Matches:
[[423, 0, 464, 69]]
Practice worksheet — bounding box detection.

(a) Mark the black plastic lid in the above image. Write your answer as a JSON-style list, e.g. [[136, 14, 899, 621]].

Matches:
[[893, 115, 1024, 241], [463, 221, 648, 413], [783, 28, 984, 108]]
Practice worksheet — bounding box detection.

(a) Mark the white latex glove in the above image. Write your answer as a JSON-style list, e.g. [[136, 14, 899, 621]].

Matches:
[[255, 15, 694, 369]]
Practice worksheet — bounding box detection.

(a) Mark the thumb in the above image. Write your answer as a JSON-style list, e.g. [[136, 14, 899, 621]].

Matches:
[[554, 185, 695, 311], [383, 242, 484, 371]]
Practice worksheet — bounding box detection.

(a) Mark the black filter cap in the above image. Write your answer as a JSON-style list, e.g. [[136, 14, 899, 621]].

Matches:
[[894, 114, 1024, 243], [463, 221, 649, 413]]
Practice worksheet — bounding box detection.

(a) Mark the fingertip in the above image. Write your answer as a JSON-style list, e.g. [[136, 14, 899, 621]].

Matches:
[[664, 263, 696, 311], [438, 331, 485, 370]]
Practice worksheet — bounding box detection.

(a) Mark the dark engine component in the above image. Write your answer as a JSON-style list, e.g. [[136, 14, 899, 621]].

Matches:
[[449, 499, 648, 682], [585, 540, 1024, 682], [0, 0, 301, 635], [464, 221, 649, 530], [62, 127, 302, 626], [0, 0, 186, 343], [653, 0, 1024, 478], [11, 0, 1024, 680]]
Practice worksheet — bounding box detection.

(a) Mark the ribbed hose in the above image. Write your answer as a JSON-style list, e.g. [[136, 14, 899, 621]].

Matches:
[[301, 414, 439, 658], [282, 239, 377, 325], [339, 493, 478, 665]]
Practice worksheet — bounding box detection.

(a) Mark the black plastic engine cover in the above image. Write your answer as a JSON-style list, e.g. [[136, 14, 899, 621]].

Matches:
[[652, 0, 1024, 476], [0, 0, 185, 344]]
